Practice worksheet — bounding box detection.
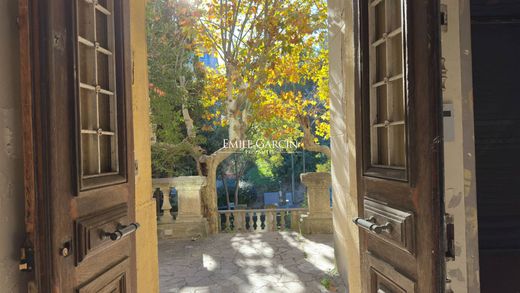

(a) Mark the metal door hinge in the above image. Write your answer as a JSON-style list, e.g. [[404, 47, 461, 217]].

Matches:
[[19, 245, 34, 272], [445, 213, 455, 261], [441, 5, 448, 32], [445, 278, 454, 293]]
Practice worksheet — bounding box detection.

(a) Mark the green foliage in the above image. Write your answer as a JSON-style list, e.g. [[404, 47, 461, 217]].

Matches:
[[147, 0, 208, 177], [217, 180, 256, 207], [316, 162, 331, 172], [320, 277, 331, 290], [151, 143, 199, 177]]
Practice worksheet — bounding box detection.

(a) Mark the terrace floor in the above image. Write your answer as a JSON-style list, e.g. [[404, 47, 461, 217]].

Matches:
[[159, 232, 348, 293]]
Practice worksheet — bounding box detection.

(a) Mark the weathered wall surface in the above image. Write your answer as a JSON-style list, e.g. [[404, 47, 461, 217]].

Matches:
[[0, 0, 28, 292], [329, 0, 362, 291], [130, 0, 160, 292], [440, 0, 480, 292]]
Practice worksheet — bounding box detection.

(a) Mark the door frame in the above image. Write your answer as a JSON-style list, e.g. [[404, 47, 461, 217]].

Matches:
[[19, 0, 53, 290], [18, 0, 137, 291]]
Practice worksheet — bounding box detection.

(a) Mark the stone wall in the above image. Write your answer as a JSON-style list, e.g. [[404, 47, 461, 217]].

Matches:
[[0, 0, 28, 291], [329, 0, 362, 291], [130, 0, 160, 291], [440, 0, 480, 291]]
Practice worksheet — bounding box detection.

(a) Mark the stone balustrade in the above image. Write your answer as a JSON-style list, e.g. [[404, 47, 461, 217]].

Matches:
[[152, 172, 333, 237], [152, 176, 209, 239], [218, 208, 308, 233]]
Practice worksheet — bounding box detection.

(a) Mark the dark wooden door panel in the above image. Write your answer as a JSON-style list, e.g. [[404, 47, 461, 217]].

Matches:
[[21, 0, 136, 291], [77, 258, 130, 293], [368, 254, 416, 293], [75, 203, 128, 263], [363, 198, 414, 254], [355, 0, 443, 291]]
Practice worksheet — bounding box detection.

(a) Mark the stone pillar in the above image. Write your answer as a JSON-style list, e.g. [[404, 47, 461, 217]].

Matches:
[[153, 177, 209, 239], [166, 176, 209, 239], [173, 176, 206, 222], [300, 172, 333, 234]]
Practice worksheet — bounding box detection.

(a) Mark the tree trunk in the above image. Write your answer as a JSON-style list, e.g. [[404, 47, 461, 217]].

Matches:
[[200, 146, 235, 233], [221, 171, 231, 209], [233, 154, 239, 206], [234, 181, 239, 207], [299, 115, 331, 159]]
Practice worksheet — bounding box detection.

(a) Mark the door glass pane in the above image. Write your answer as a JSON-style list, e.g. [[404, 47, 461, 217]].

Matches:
[[82, 134, 99, 176], [76, 0, 119, 180], [79, 44, 96, 86], [367, 0, 407, 173], [80, 89, 97, 130]]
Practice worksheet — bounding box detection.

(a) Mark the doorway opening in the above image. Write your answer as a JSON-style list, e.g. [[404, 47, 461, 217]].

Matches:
[[145, 0, 341, 291], [471, 1, 520, 292]]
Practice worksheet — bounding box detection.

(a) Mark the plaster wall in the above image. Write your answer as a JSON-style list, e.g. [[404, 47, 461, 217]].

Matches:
[[0, 0, 28, 292], [130, 0, 160, 291], [329, 0, 362, 291], [440, 0, 480, 292]]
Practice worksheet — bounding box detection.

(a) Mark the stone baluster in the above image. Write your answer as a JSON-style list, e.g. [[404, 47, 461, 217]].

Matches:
[[273, 211, 279, 231], [225, 212, 231, 231], [264, 210, 271, 232], [244, 211, 250, 231], [271, 211, 277, 231], [291, 211, 301, 231], [241, 211, 246, 231], [234, 211, 239, 231], [160, 188, 174, 224], [151, 180, 175, 225], [241, 211, 247, 231], [234, 211, 241, 232], [153, 178, 176, 239], [252, 211, 258, 231], [247, 211, 252, 231], [250, 211, 254, 231], [280, 211, 286, 230], [260, 211, 266, 231]]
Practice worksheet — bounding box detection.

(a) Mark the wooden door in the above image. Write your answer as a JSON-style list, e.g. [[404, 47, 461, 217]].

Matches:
[[353, 0, 444, 292], [19, 0, 137, 292]]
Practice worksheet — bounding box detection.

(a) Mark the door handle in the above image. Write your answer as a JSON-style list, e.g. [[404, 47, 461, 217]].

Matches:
[[353, 217, 392, 234], [102, 223, 140, 241]]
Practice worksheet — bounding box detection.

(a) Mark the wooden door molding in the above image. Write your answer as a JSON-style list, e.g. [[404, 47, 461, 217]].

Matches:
[[19, 0, 54, 290]]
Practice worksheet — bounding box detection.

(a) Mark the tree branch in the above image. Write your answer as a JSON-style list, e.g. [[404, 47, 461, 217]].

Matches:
[[298, 115, 331, 159]]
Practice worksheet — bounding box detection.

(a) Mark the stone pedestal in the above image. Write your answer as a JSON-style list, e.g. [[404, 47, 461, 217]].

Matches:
[[154, 176, 209, 239], [300, 172, 333, 234]]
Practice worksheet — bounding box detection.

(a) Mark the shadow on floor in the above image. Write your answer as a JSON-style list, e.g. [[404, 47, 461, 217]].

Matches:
[[158, 231, 348, 293]]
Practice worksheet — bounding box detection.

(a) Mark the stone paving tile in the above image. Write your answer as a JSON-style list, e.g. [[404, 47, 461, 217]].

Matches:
[[159, 232, 348, 293]]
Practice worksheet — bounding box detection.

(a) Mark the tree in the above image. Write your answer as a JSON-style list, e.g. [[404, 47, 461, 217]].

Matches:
[[252, 0, 331, 159], [148, 0, 329, 233], [147, 0, 208, 177], [182, 0, 320, 233]]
